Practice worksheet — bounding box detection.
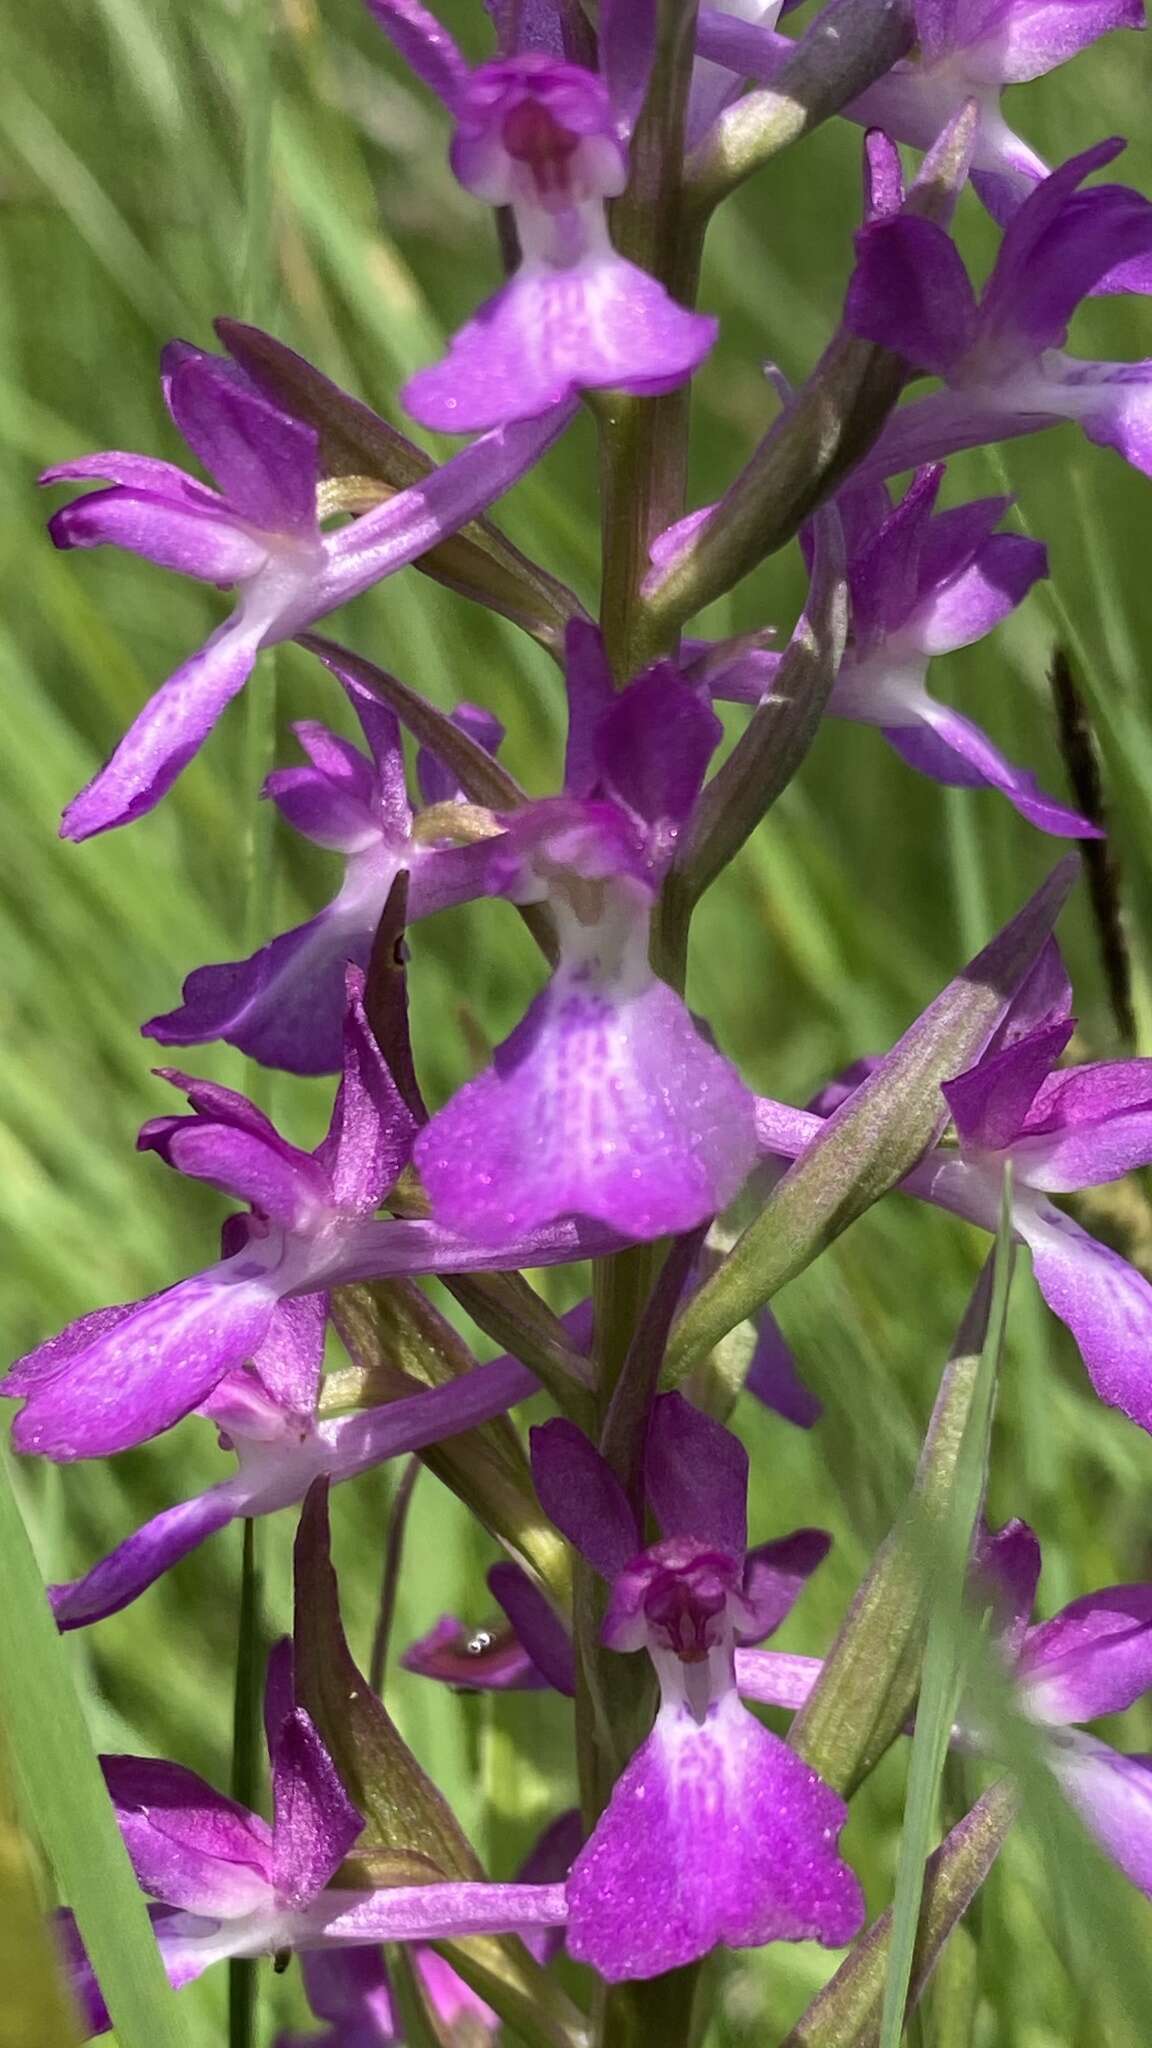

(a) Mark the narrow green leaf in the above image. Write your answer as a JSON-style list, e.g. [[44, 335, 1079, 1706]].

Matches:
[[790, 1262, 996, 1795], [0, 1453, 191, 2048], [782, 1779, 1017, 2048], [877, 1176, 1015, 2048], [663, 859, 1075, 1381]]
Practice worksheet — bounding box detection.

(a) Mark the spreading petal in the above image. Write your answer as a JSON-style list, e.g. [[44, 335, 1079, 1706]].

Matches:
[[1018, 1586, 1152, 1725], [51, 1484, 245, 1630], [101, 1756, 273, 1916], [530, 1417, 640, 1580], [6, 1266, 280, 1461], [879, 702, 1099, 839], [48, 487, 269, 584], [1015, 1200, 1152, 1434], [1049, 1737, 1152, 1899], [744, 1309, 823, 1428], [565, 1696, 863, 1978], [60, 616, 263, 841], [415, 975, 758, 1240], [403, 260, 716, 434], [845, 216, 980, 375]]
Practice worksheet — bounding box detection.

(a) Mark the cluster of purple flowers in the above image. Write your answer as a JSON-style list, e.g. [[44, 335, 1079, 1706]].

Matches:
[[15, 0, 1152, 2038]]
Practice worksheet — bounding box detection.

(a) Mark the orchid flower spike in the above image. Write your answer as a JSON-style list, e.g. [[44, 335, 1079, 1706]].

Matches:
[[530, 1394, 864, 1979], [413, 623, 761, 1240], [696, 0, 1146, 228], [844, 141, 1152, 484], [711, 464, 1093, 836], [61, 1642, 565, 2036], [42, 336, 572, 837], [365, 0, 716, 430], [145, 667, 503, 1074]]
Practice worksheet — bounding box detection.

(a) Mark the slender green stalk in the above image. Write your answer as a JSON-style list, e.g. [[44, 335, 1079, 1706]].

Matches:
[[597, 0, 702, 677], [369, 1457, 420, 1694], [230, 12, 278, 2047]]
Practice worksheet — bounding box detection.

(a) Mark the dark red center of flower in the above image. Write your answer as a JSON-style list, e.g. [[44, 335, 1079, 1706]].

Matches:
[[501, 99, 579, 195], [642, 1558, 734, 1664]]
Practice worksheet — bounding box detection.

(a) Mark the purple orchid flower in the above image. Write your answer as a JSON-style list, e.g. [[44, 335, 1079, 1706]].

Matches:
[[755, 943, 1152, 1436], [0, 970, 415, 1464], [695, 0, 1146, 226], [709, 463, 1093, 836], [843, 140, 1152, 485], [403, 1515, 829, 1701], [61, 1643, 567, 2037], [530, 1394, 864, 1979], [144, 664, 502, 1074], [3, 966, 643, 1468], [48, 1316, 554, 1631], [412, 623, 760, 1240], [738, 1520, 1152, 1904], [365, 0, 716, 431], [42, 337, 573, 838]]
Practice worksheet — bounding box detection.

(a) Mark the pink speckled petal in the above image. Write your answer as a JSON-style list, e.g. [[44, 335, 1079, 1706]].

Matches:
[[565, 1695, 863, 1978]]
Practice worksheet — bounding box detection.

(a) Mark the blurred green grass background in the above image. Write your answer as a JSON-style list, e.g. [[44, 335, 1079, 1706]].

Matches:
[[3, 2, 1152, 2041]]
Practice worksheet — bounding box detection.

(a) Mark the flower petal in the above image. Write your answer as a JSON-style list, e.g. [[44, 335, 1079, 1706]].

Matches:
[[403, 259, 716, 433], [744, 1309, 823, 1428], [1010, 1060, 1152, 1188], [983, 1, 1145, 87], [565, 1695, 863, 1978], [363, 0, 470, 107], [51, 1484, 244, 1630], [48, 487, 268, 584], [314, 966, 417, 1213], [740, 1529, 832, 1643], [645, 1392, 748, 1557], [1015, 1200, 1152, 1433], [415, 975, 759, 1240], [60, 616, 263, 841], [402, 1614, 553, 1691], [845, 216, 979, 375], [942, 1021, 1072, 1151], [102, 1755, 273, 1915], [488, 1560, 577, 1695], [1018, 1585, 1152, 1724], [1049, 1733, 1152, 1898], [879, 700, 1099, 839], [530, 1417, 640, 1580], [162, 342, 319, 539], [7, 1267, 280, 1462], [271, 1709, 363, 1908]]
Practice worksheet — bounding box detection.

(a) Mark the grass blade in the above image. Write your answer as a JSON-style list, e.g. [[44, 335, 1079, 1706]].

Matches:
[[0, 1450, 191, 2048], [877, 1173, 1016, 2048]]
